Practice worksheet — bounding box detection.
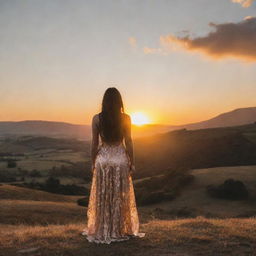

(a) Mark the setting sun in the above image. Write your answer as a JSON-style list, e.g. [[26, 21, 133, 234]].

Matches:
[[130, 112, 151, 126]]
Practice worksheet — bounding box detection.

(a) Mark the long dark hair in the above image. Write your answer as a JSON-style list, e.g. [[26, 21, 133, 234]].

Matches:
[[99, 87, 125, 143]]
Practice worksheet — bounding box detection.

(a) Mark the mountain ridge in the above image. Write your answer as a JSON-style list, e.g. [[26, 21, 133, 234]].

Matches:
[[0, 106, 255, 139]]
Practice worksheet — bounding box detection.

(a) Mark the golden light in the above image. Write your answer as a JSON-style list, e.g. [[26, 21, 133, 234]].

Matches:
[[130, 112, 151, 126]]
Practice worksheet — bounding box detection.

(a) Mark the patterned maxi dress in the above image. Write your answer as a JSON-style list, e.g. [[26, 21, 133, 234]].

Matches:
[[82, 141, 145, 244]]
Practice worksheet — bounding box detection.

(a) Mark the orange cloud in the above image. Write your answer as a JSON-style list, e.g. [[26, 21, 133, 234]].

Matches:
[[159, 17, 256, 62], [232, 0, 254, 7]]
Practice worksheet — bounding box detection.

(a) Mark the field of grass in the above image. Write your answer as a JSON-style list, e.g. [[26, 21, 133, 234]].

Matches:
[[0, 144, 90, 187], [0, 184, 79, 202], [1, 217, 255, 256], [0, 159, 72, 172], [1, 165, 256, 256], [244, 132, 256, 144], [0, 150, 86, 172], [147, 165, 256, 219], [0, 200, 85, 225], [1, 128, 256, 256], [0, 185, 84, 226]]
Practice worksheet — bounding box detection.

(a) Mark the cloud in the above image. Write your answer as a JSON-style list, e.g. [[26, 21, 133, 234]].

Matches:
[[232, 0, 254, 7], [128, 37, 137, 48], [155, 17, 256, 62], [143, 47, 167, 55], [244, 15, 254, 20]]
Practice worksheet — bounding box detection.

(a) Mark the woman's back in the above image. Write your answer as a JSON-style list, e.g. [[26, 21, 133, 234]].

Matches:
[[95, 112, 130, 146]]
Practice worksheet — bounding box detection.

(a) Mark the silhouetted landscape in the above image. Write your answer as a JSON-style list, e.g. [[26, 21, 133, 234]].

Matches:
[[1, 107, 256, 140]]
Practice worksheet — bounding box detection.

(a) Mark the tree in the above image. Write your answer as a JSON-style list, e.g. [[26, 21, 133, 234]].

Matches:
[[45, 176, 60, 192], [7, 159, 17, 168]]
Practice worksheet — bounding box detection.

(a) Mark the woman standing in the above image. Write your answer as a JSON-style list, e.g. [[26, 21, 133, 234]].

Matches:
[[82, 87, 145, 244]]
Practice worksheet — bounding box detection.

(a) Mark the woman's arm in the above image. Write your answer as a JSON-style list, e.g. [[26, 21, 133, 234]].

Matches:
[[91, 114, 99, 172], [124, 114, 135, 172]]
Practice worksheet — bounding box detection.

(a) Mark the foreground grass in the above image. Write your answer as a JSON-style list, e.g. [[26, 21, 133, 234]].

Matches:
[[1, 216, 256, 256]]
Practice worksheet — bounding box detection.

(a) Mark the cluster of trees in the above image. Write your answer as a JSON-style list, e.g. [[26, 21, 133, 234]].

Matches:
[[16, 176, 89, 195], [0, 158, 18, 168], [0, 167, 43, 182], [48, 161, 92, 182], [134, 167, 194, 205]]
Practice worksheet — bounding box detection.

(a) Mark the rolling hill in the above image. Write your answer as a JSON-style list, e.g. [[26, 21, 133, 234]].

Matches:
[[144, 165, 256, 219], [134, 123, 256, 178], [0, 120, 91, 140], [0, 107, 255, 140], [1, 165, 256, 255], [176, 107, 256, 130]]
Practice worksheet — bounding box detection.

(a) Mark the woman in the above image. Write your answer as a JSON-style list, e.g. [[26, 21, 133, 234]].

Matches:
[[82, 87, 145, 244]]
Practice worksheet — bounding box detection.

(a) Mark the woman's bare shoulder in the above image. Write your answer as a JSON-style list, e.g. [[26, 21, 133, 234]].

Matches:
[[122, 113, 131, 128], [92, 113, 98, 120], [122, 113, 131, 120], [92, 113, 100, 127]]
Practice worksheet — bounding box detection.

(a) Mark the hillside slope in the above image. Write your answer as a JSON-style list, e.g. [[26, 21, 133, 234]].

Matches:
[[134, 124, 256, 177], [0, 184, 79, 202], [145, 165, 256, 219], [181, 107, 256, 130], [0, 120, 91, 139], [0, 184, 84, 225], [1, 217, 256, 256], [1, 166, 256, 255]]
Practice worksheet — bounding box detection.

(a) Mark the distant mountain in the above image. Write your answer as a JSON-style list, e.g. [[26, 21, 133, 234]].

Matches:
[[0, 107, 255, 139], [0, 120, 175, 140], [0, 120, 91, 140], [118, 106, 256, 137], [176, 107, 256, 130]]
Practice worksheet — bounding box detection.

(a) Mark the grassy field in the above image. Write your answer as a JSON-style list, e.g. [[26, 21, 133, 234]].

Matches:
[[146, 165, 256, 219], [0, 185, 84, 226], [1, 217, 256, 256], [0, 144, 90, 186], [0, 150, 87, 172], [0, 184, 79, 202], [1, 163, 256, 256], [1, 126, 256, 255]]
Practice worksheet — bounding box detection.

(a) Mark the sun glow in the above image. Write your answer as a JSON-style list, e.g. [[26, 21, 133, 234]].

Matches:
[[130, 112, 151, 126]]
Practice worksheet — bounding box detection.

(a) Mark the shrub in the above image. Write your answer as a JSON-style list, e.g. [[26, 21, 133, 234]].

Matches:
[[206, 178, 249, 200], [77, 197, 89, 207], [45, 177, 60, 192], [7, 160, 17, 168], [30, 169, 42, 177]]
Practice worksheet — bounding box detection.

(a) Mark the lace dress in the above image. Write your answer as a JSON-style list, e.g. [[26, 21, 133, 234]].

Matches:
[[82, 142, 145, 244]]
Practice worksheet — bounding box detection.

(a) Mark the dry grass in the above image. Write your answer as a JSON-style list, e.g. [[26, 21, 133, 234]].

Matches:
[[148, 166, 256, 219], [0, 200, 85, 225], [0, 185, 85, 226], [0, 217, 256, 256], [0, 184, 80, 202], [1, 166, 256, 255]]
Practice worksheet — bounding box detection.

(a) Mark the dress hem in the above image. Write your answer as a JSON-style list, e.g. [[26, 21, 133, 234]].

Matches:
[[81, 229, 145, 244]]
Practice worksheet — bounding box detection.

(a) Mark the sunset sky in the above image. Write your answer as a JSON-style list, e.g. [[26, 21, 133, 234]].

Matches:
[[0, 0, 255, 125]]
